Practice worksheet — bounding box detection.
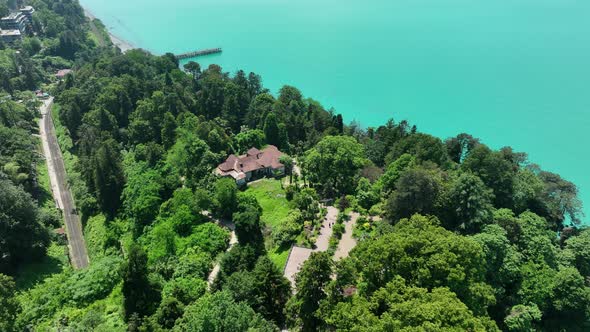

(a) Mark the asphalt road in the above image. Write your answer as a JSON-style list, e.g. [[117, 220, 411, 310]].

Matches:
[[40, 98, 89, 269]]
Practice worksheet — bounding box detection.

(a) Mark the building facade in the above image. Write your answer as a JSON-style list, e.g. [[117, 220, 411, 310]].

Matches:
[[215, 145, 286, 185], [0, 29, 22, 43], [1, 6, 34, 35]]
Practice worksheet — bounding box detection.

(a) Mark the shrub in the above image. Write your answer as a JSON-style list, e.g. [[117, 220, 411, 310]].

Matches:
[[273, 210, 304, 247], [369, 202, 384, 216], [333, 223, 345, 239]]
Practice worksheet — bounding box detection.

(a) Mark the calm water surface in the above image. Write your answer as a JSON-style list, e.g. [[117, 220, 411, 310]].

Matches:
[[80, 0, 590, 221]]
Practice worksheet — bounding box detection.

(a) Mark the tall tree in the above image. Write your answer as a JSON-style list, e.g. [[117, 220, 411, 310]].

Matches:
[[462, 144, 516, 209], [287, 252, 332, 332], [538, 171, 583, 229], [214, 177, 238, 219], [233, 201, 264, 251], [445, 133, 480, 164], [303, 135, 366, 197], [93, 138, 125, 218], [0, 178, 49, 273], [224, 256, 292, 325], [250, 256, 292, 325], [384, 168, 441, 222], [263, 112, 280, 146], [122, 245, 160, 321], [450, 172, 495, 233], [183, 61, 201, 80], [322, 276, 498, 331]]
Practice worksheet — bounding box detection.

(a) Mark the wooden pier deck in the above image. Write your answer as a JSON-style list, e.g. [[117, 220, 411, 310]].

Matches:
[[175, 47, 222, 60]]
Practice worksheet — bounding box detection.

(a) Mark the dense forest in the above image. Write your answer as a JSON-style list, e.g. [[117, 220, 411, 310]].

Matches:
[[1, 0, 589, 331]]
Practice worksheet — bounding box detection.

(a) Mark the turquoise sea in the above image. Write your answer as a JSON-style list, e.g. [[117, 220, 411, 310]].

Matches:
[[80, 0, 590, 222]]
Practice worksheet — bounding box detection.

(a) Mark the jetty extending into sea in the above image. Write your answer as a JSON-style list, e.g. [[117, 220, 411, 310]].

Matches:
[[175, 47, 222, 60]]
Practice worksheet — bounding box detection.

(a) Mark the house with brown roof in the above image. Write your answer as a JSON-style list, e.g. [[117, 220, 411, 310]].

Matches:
[[55, 69, 72, 79], [215, 145, 285, 185]]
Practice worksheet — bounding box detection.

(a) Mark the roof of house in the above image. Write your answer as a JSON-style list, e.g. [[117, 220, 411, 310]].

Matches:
[[247, 147, 261, 156], [56, 69, 72, 78], [216, 145, 284, 181], [219, 154, 238, 172]]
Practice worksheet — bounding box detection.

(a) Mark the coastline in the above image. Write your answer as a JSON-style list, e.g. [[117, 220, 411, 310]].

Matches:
[[83, 7, 134, 53]]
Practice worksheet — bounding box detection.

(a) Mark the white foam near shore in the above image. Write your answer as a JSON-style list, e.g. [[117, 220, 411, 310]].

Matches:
[[83, 8, 134, 53]]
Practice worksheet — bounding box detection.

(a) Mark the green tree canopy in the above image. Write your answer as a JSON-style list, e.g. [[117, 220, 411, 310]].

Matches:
[[0, 177, 50, 273], [350, 214, 495, 315], [303, 135, 366, 197], [174, 291, 278, 332], [323, 276, 498, 331], [449, 172, 495, 233], [286, 252, 333, 331]]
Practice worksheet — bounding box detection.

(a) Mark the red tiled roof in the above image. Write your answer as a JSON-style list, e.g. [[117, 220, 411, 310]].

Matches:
[[247, 147, 261, 156], [56, 69, 72, 78], [241, 157, 262, 173], [216, 146, 284, 179], [219, 154, 238, 172], [258, 145, 283, 168]]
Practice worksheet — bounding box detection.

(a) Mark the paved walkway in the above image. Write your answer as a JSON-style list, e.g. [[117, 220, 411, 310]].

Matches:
[[206, 214, 237, 287], [334, 212, 359, 260], [283, 206, 337, 286], [40, 98, 89, 269]]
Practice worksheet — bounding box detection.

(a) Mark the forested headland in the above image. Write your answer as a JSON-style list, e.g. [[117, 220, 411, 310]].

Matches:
[[1, 0, 589, 331]]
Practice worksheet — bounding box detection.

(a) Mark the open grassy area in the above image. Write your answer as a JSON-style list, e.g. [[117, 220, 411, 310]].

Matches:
[[268, 245, 291, 271], [247, 179, 292, 229], [246, 179, 294, 270]]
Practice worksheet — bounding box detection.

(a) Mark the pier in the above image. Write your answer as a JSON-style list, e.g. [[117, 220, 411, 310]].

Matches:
[[175, 47, 222, 60]]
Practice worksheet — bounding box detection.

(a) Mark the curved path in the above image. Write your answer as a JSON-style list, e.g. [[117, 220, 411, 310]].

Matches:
[[283, 206, 337, 286], [40, 98, 89, 269], [334, 212, 359, 260], [205, 214, 237, 288]]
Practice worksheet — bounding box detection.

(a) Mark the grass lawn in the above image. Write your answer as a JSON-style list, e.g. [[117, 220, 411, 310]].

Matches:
[[247, 179, 294, 270], [247, 179, 292, 229], [269, 246, 291, 271]]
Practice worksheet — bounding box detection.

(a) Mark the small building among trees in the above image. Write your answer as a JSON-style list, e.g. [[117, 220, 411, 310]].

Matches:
[[215, 145, 285, 185]]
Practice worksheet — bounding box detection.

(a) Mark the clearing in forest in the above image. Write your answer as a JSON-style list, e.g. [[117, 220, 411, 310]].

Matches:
[[246, 179, 294, 269]]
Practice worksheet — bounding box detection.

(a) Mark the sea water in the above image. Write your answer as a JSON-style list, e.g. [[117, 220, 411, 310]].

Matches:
[[80, 0, 590, 222]]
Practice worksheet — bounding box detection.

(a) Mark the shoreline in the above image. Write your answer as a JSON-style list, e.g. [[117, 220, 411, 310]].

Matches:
[[83, 7, 134, 53]]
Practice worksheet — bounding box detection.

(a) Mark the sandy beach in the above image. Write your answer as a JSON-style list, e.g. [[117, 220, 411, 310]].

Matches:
[[83, 8, 134, 53]]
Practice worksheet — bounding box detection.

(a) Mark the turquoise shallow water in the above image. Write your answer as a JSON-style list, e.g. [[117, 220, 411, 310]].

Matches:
[[81, 0, 590, 222]]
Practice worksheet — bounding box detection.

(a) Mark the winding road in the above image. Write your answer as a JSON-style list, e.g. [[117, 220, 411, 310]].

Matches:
[[39, 98, 89, 269]]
